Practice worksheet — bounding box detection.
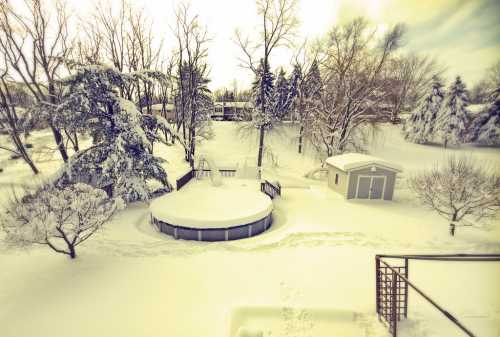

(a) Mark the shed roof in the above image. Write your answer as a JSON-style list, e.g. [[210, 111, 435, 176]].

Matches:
[[325, 153, 403, 172]]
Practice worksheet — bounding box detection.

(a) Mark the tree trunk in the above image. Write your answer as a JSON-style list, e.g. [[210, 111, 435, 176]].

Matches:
[[69, 244, 76, 259], [298, 124, 304, 154], [73, 132, 79, 152], [10, 132, 39, 174], [257, 58, 267, 172], [48, 84, 69, 162], [257, 125, 265, 169], [50, 124, 69, 162], [449, 213, 457, 236]]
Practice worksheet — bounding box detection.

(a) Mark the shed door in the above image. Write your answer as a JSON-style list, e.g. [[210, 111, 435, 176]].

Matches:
[[370, 177, 385, 199], [356, 177, 371, 199]]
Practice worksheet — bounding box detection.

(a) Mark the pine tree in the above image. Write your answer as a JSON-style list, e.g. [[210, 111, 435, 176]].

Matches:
[[303, 60, 322, 101], [252, 59, 275, 128], [468, 87, 500, 145], [288, 64, 301, 121], [273, 68, 291, 120], [55, 66, 171, 202], [437, 76, 470, 147], [404, 75, 445, 144]]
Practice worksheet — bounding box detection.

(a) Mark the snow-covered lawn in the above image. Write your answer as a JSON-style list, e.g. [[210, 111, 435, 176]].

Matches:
[[0, 122, 499, 337]]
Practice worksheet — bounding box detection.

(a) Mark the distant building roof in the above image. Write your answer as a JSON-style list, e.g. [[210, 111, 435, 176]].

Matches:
[[325, 153, 403, 172], [214, 101, 252, 108]]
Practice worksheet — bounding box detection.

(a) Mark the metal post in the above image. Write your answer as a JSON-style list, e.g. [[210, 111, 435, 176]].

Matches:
[[391, 273, 398, 337], [404, 258, 409, 318], [376, 257, 381, 316]]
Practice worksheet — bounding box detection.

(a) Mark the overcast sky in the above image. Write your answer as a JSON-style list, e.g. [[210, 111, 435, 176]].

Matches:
[[66, 0, 500, 91]]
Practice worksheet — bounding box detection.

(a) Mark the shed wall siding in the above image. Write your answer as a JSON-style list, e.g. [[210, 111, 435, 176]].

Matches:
[[347, 166, 396, 200], [328, 166, 348, 197]]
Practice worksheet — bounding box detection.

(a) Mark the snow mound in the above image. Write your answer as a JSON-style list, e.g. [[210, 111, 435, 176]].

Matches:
[[150, 180, 273, 229], [325, 153, 403, 172]]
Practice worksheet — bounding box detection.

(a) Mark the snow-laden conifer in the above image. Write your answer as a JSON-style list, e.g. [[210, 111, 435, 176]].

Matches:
[[437, 76, 469, 147], [404, 75, 445, 144], [468, 87, 500, 145]]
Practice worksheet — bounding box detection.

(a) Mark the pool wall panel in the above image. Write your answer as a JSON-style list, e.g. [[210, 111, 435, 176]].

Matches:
[[153, 213, 272, 241]]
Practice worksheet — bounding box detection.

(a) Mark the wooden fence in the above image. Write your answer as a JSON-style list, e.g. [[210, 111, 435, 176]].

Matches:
[[375, 254, 500, 337], [260, 180, 281, 199]]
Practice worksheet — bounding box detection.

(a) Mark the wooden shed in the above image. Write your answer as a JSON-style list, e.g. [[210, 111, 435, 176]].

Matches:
[[325, 153, 402, 200]]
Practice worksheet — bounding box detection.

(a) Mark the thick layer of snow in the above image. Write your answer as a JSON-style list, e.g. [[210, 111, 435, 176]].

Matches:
[[150, 180, 273, 228], [1, 123, 499, 337], [325, 153, 403, 172]]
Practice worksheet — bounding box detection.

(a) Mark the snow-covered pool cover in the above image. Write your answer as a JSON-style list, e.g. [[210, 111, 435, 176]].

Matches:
[[150, 181, 273, 229], [325, 153, 403, 172]]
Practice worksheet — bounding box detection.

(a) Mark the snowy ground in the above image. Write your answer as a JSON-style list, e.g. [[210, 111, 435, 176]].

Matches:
[[0, 122, 499, 337]]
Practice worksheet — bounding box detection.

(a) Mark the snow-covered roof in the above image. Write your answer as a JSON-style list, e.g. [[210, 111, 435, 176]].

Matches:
[[325, 153, 403, 172], [214, 101, 252, 108]]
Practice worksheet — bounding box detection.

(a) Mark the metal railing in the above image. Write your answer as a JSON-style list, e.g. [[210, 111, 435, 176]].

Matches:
[[176, 170, 194, 190], [176, 168, 238, 190], [260, 180, 281, 199], [195, 168, 237, 178], [375, 254, 500, 337]]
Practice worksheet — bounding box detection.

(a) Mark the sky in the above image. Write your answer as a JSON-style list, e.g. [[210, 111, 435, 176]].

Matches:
[[63, 0, 500, 90]]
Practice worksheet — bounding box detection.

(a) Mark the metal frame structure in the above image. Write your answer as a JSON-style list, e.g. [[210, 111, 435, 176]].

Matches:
[[375, 254, 500, 337]]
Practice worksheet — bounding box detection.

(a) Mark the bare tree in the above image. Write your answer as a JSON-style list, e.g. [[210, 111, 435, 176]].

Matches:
[[471, 59, 500, 103], [409, 156, 500, 236], [309, 18, 404, 157], [235, 0, 299, 174], [173, 3, 211, 168], [90, 0, 163, 109], [0, 0, 73, 162], [2, 183, 121, 259], [0, 62, 39, 174], [486, 59, 500, 91], [385, 54, 444, 122]]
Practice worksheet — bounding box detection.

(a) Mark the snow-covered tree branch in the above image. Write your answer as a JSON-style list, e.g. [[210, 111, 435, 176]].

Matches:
[[408, 156, 500, 236], [2, 183, 122, 259]]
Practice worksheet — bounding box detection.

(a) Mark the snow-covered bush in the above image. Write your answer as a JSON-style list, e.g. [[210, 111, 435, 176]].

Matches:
[[403, 75, 445, 144], [54, 66, 172, 202], [2, 183, 123, 259], [437, 76, 469, 147], [467, 87, 500, 145], [408, 156, 500, 236]]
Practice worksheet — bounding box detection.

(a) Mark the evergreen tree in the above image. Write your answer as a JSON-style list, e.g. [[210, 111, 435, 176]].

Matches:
[[55, 66, 171, 202], [468, 87, 500, 145], [273, 68, 291, 120], [288, 64, 301, 120], [404, 75, 445, 144], [252, 59, 275, 128], [303, 60, 322, 101], [437, 76, 470, 147]]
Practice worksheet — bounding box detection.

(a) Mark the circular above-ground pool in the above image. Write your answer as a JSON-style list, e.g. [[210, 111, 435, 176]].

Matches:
[[150, 181, 273, 241]]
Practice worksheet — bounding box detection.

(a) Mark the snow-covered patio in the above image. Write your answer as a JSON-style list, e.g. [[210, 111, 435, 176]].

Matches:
[[1, 122, 499, 337]]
